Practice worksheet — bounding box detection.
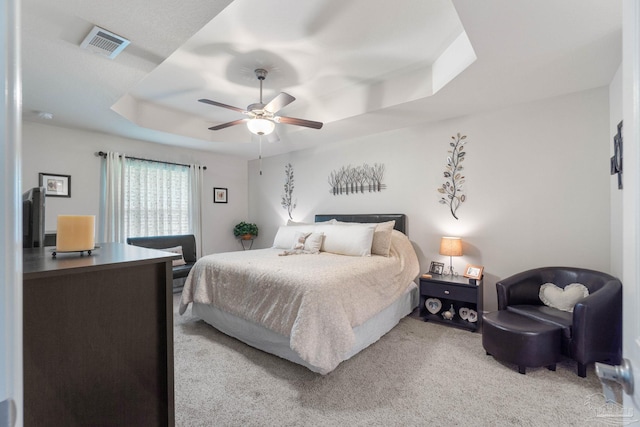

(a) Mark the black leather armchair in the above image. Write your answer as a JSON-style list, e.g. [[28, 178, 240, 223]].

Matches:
[[496, 267, 622, 377], [127, 234, 197, 292]]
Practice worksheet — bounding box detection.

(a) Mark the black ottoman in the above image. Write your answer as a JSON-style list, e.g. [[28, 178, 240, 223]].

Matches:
[[482, 311, 562, 374]]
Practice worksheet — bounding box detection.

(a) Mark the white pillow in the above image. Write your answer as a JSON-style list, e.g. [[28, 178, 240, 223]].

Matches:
[[160, 245, 186, 266], [334, 220, 396, 256], [316, 218, 337, 224], [316, 223, 376, 256], [539, 283, 589, 312], [287, 220, 311, 226], [371, 221, 395, 256], [273, 225, 316, 249], [304, 232, 324, 254], [287, 219, 336, 226]]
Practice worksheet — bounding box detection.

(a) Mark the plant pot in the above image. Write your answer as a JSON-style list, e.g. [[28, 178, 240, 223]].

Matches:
[[241, 234, 254, 240]]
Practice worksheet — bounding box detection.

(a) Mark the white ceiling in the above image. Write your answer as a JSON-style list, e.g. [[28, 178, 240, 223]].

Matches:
[[21, 0, 622, 160]]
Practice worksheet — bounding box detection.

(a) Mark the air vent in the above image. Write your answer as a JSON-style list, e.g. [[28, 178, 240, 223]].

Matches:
[[80, 26, 130, 59]]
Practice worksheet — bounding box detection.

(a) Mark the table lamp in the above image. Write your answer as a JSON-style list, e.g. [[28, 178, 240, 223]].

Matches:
[[439, 236, 462, 276], [56, 215, 95, 253]]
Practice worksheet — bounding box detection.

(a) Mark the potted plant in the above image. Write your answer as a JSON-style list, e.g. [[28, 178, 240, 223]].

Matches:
[[233, 221, 258, 240]]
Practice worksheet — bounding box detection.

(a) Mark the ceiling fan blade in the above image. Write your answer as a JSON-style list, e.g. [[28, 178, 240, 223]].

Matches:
[[275, 115, 323, 129], [264, 92, 295, 114], [208, 118, 248, 131], [198, 98, 246, 114]]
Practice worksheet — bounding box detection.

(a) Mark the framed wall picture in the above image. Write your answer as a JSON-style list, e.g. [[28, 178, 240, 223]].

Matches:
[[39, 172, 71, 197], [214, 187, 228, 203], [429, 261, 445, 275], [463, 264, 484, 280]]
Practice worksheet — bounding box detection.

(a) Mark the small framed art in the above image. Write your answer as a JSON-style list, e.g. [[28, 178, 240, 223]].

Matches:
[[39, 173, 71, 197], [429, 261, 445, 275], [463, 264, 484, 280], [214, 187, 228, 203]]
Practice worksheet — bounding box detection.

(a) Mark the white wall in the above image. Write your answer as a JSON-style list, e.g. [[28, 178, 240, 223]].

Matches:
[[248, 87, 612, 312], [609, 65, 623, 278], [21, 121, 249, 256]]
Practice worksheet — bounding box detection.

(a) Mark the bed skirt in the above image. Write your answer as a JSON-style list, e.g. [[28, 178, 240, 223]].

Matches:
[[192, 282, 419, 374]]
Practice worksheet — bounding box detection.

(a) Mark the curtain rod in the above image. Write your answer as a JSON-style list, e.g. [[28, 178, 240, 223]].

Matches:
[[97, 151, 206, 170]]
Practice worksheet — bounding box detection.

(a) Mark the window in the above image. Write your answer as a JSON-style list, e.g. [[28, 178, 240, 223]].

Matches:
[[124, 158, 190, 238]]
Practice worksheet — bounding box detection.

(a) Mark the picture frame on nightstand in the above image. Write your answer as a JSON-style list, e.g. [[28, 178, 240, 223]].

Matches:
[[463, 264, 484, 280], [429, 261, 445, 275]]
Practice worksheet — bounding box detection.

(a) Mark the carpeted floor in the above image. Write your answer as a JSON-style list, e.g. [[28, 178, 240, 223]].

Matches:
[[173, 294, 615, 426]]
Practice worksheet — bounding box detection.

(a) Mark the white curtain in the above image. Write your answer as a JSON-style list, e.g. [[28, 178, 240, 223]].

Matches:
[[99, 152, 126, 243], [100, 154, 202, 244], [189, 164, 204, 258]]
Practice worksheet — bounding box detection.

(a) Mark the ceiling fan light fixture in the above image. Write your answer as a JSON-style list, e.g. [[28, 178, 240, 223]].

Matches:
[[198, 67, 322, 135], [247, 118, 275, 135]]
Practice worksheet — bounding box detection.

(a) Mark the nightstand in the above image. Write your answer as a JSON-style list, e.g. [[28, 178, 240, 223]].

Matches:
[[419, 274, 483, 332]]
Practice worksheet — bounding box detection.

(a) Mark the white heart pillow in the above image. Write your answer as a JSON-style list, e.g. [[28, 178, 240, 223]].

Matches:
[[160, 245, 186, 266], [539, 283, 589, 312]]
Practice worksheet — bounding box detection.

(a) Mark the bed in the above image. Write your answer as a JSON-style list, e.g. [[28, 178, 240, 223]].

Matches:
[[179, 214, 420, 374]]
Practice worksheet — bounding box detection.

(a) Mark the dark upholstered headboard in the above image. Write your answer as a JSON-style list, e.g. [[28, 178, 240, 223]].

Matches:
[[314, 214, 407, 235]]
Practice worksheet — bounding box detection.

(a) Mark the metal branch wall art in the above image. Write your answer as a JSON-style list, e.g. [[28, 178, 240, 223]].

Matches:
[[327, 163, 386, 195], [610, 120, 623, 190], [281, 163, 296, 219], [438, 133, 468, 220]]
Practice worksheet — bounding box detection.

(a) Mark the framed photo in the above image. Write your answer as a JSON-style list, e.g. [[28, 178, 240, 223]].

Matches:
[[39, 173, 70, 197], [213, 187, 228, 203], [463, 264, 484, 280], [429, 261, 445, 275]]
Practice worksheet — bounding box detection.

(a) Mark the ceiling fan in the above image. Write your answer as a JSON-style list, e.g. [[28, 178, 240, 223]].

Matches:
[[198, 68, 323, 137]]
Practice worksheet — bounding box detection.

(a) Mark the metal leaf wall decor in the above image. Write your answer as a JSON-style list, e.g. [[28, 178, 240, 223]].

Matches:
[[610, 120, 623, 190], [281, 163, 296, 219], [327, 163, 386, 195], [438, 133, 468, 220]]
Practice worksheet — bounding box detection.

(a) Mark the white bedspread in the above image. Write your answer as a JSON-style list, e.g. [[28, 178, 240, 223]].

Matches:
[[179, 230, 419, 374]]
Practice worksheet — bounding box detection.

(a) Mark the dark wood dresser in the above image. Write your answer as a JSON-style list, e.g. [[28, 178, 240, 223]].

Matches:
[[22, 243, 175, 426]]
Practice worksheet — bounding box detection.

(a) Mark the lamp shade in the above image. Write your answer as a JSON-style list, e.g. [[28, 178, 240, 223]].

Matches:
[[247, 118, 275, 135], [56, 215, 95, 252], [439, 236, 462, 257]]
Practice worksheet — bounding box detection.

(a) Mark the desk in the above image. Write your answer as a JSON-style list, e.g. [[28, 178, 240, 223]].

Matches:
[[23, 243, 175, 426]]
